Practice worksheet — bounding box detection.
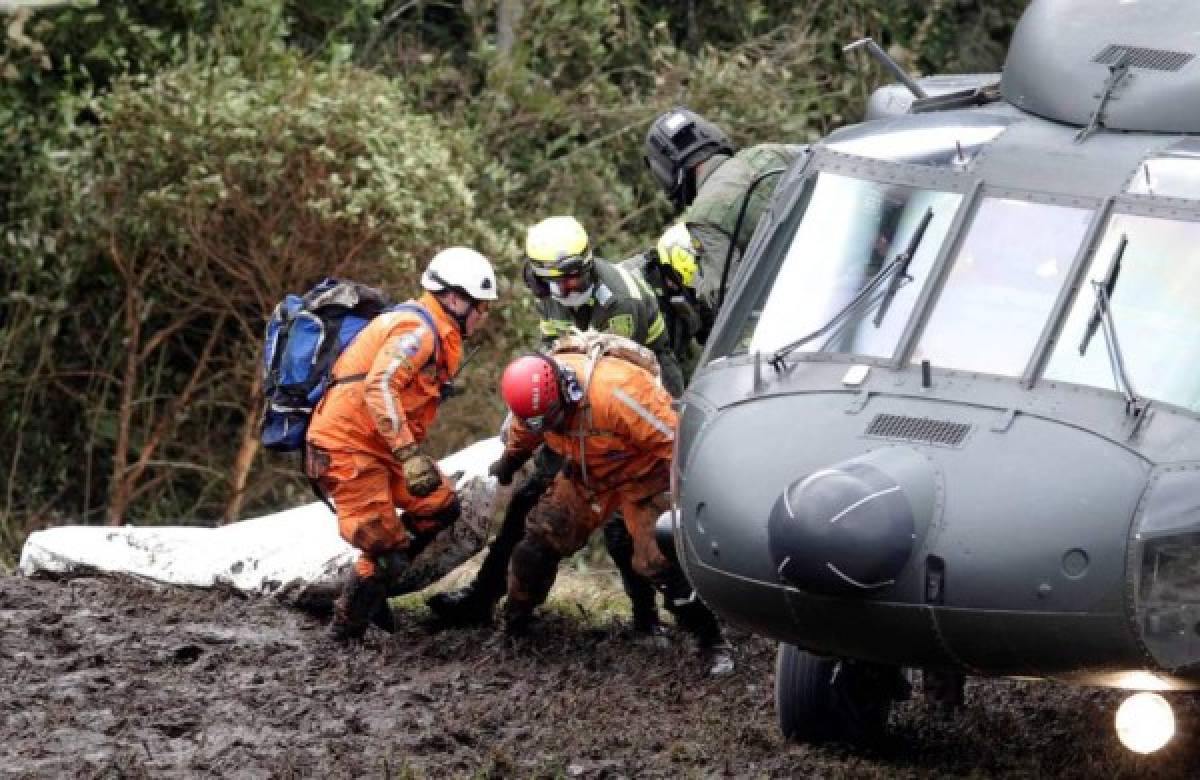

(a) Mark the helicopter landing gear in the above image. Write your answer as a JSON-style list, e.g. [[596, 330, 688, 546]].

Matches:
[[775, 643, 908, 744]]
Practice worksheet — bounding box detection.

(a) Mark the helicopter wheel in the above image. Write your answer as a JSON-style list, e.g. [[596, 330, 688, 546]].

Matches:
[[775, 643, 901, 744]]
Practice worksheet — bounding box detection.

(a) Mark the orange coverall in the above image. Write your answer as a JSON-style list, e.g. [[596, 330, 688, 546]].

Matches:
[[502, 351, 678, 609], [306, 292, 462, 578]]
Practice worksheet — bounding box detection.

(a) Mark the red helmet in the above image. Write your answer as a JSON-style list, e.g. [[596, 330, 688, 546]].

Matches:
[[500, 355, 566, 432]]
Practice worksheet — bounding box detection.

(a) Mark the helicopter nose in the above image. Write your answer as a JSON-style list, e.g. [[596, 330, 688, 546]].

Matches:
[[768, 447, 936, 597]]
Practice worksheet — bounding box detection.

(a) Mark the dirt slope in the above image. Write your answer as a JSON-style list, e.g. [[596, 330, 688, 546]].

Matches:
[[2, 573, 1197, 779]]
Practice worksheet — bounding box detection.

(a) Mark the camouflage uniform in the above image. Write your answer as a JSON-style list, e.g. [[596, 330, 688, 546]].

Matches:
[[685, 143, 804, 311]]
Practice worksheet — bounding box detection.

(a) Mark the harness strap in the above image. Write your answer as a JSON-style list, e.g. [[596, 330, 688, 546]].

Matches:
[[327, 302, 443, 387], [331, 372, 366, 386]]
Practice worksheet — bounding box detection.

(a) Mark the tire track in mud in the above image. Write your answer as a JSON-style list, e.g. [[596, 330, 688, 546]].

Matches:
[[2, 574, 1197, 778]]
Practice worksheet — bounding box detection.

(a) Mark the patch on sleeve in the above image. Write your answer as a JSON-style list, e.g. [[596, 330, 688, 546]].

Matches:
[[395, 328, 426, 357], [606, 314, 635, 338]]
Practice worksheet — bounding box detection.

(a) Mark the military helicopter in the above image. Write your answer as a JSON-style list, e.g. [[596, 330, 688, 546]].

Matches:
[[663, 0, 1200, 753]]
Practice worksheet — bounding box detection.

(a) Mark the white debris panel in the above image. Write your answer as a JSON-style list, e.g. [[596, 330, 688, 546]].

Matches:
[[18, 437, 503, 603]]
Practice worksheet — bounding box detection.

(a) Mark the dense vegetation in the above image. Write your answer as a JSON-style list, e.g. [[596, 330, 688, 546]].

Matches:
[[0, 0, 1026, 565]]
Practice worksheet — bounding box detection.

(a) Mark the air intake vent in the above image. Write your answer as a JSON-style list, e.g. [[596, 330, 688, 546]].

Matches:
[[1093, 44, 1194, 72], [865, 414, 971, 448]]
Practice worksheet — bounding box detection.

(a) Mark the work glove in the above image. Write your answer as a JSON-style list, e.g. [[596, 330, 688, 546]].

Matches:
[[407, 494, 463, 553], [426, 494, 462, 531], [393, 443, 441, 498], [488, 453, 529, 486]]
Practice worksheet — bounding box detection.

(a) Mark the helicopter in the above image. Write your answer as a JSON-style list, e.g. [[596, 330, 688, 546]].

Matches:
[[662, 0, 1200, 753]]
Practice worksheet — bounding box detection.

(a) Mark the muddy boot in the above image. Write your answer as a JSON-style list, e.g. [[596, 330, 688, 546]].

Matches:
[[704, 641, 735, 677], [427, 469, 549, 626], [329, 571, 387, 642], [661, 572, 734, 676], [503, 537, 561, 637], [680, 606, 734, 677], [425, 584, 499, 626], [500, 599, 534, 636]]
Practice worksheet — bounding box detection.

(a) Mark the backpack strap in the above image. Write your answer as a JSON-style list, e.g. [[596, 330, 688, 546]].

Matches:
[[390, 301, 442, 368], [328, 302, 444, 388]]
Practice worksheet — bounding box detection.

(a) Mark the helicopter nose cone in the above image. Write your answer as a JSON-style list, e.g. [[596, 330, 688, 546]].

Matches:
[[769, 448, 934, 597]]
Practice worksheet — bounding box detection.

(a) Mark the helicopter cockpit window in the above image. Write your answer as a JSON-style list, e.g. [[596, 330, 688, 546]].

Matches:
[[911, 198, 1093, 376], [1044, 213, 1200, 412], [1127, 154, 1200, 199], [731, 172, 963, 359]]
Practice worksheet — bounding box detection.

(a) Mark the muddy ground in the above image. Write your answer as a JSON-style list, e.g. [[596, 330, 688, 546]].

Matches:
[[2, 572, 1199, 779]]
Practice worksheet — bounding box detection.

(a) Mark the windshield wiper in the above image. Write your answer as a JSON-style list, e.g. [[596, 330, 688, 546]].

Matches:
[[770, 207, 934, 371], [873, 207, 934, 327], [1079, 234, 1126, 355], [1077, 234, 1144, 417]]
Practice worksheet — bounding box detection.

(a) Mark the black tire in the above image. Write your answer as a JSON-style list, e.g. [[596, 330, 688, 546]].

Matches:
[[775, 643, 895, 744], [776, 643, 837, 742]]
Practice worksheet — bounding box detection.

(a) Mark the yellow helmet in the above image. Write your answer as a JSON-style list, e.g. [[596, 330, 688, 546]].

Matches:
[[656, 222, 701, 289], [525, 216, 593, 278]]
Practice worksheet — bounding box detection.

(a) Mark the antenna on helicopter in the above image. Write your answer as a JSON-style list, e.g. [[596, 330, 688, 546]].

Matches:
[[843, 38, 928, 100]]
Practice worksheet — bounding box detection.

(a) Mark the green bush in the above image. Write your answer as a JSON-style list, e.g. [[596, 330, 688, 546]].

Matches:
[[3, 4, 527, 553]]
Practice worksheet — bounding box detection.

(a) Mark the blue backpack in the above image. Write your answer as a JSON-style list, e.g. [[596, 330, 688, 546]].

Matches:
[[260, 278, 439, 452]]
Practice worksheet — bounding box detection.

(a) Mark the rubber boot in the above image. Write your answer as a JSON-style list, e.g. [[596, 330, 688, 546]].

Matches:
[[500, 598, 535, 637], [427, 469, 551, 626], [329, 570, 387, 641], [603, 516, 662, 635], [661, 572, 734, 676], [503, 537, 562, 636]]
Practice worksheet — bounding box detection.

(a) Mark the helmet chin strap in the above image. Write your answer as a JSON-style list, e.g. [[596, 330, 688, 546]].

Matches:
[[433, 291, 472, 334], [550, 286, 594, 307]]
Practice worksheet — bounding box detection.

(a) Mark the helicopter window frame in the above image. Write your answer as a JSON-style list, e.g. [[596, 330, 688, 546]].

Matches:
[[705, 148, 980, 366], [1030, 192, 1200, 415], [898, 185, 1105, 383]]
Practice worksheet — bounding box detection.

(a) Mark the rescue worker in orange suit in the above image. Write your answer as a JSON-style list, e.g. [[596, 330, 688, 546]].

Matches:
[[426, 216, 679, 638], [489, 346, 733, 675], [306, 247, 499, 641]]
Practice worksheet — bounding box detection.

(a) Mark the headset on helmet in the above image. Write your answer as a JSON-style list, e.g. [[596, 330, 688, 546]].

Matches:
[[644, 107, 734, 209], [421, 246, 499, 301]]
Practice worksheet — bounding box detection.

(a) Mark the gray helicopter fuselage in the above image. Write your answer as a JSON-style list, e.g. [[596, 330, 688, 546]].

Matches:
[[673, 0, 1200, 689]]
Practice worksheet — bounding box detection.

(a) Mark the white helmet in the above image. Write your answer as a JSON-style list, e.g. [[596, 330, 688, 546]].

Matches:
[[421, 246, 499, 301]]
